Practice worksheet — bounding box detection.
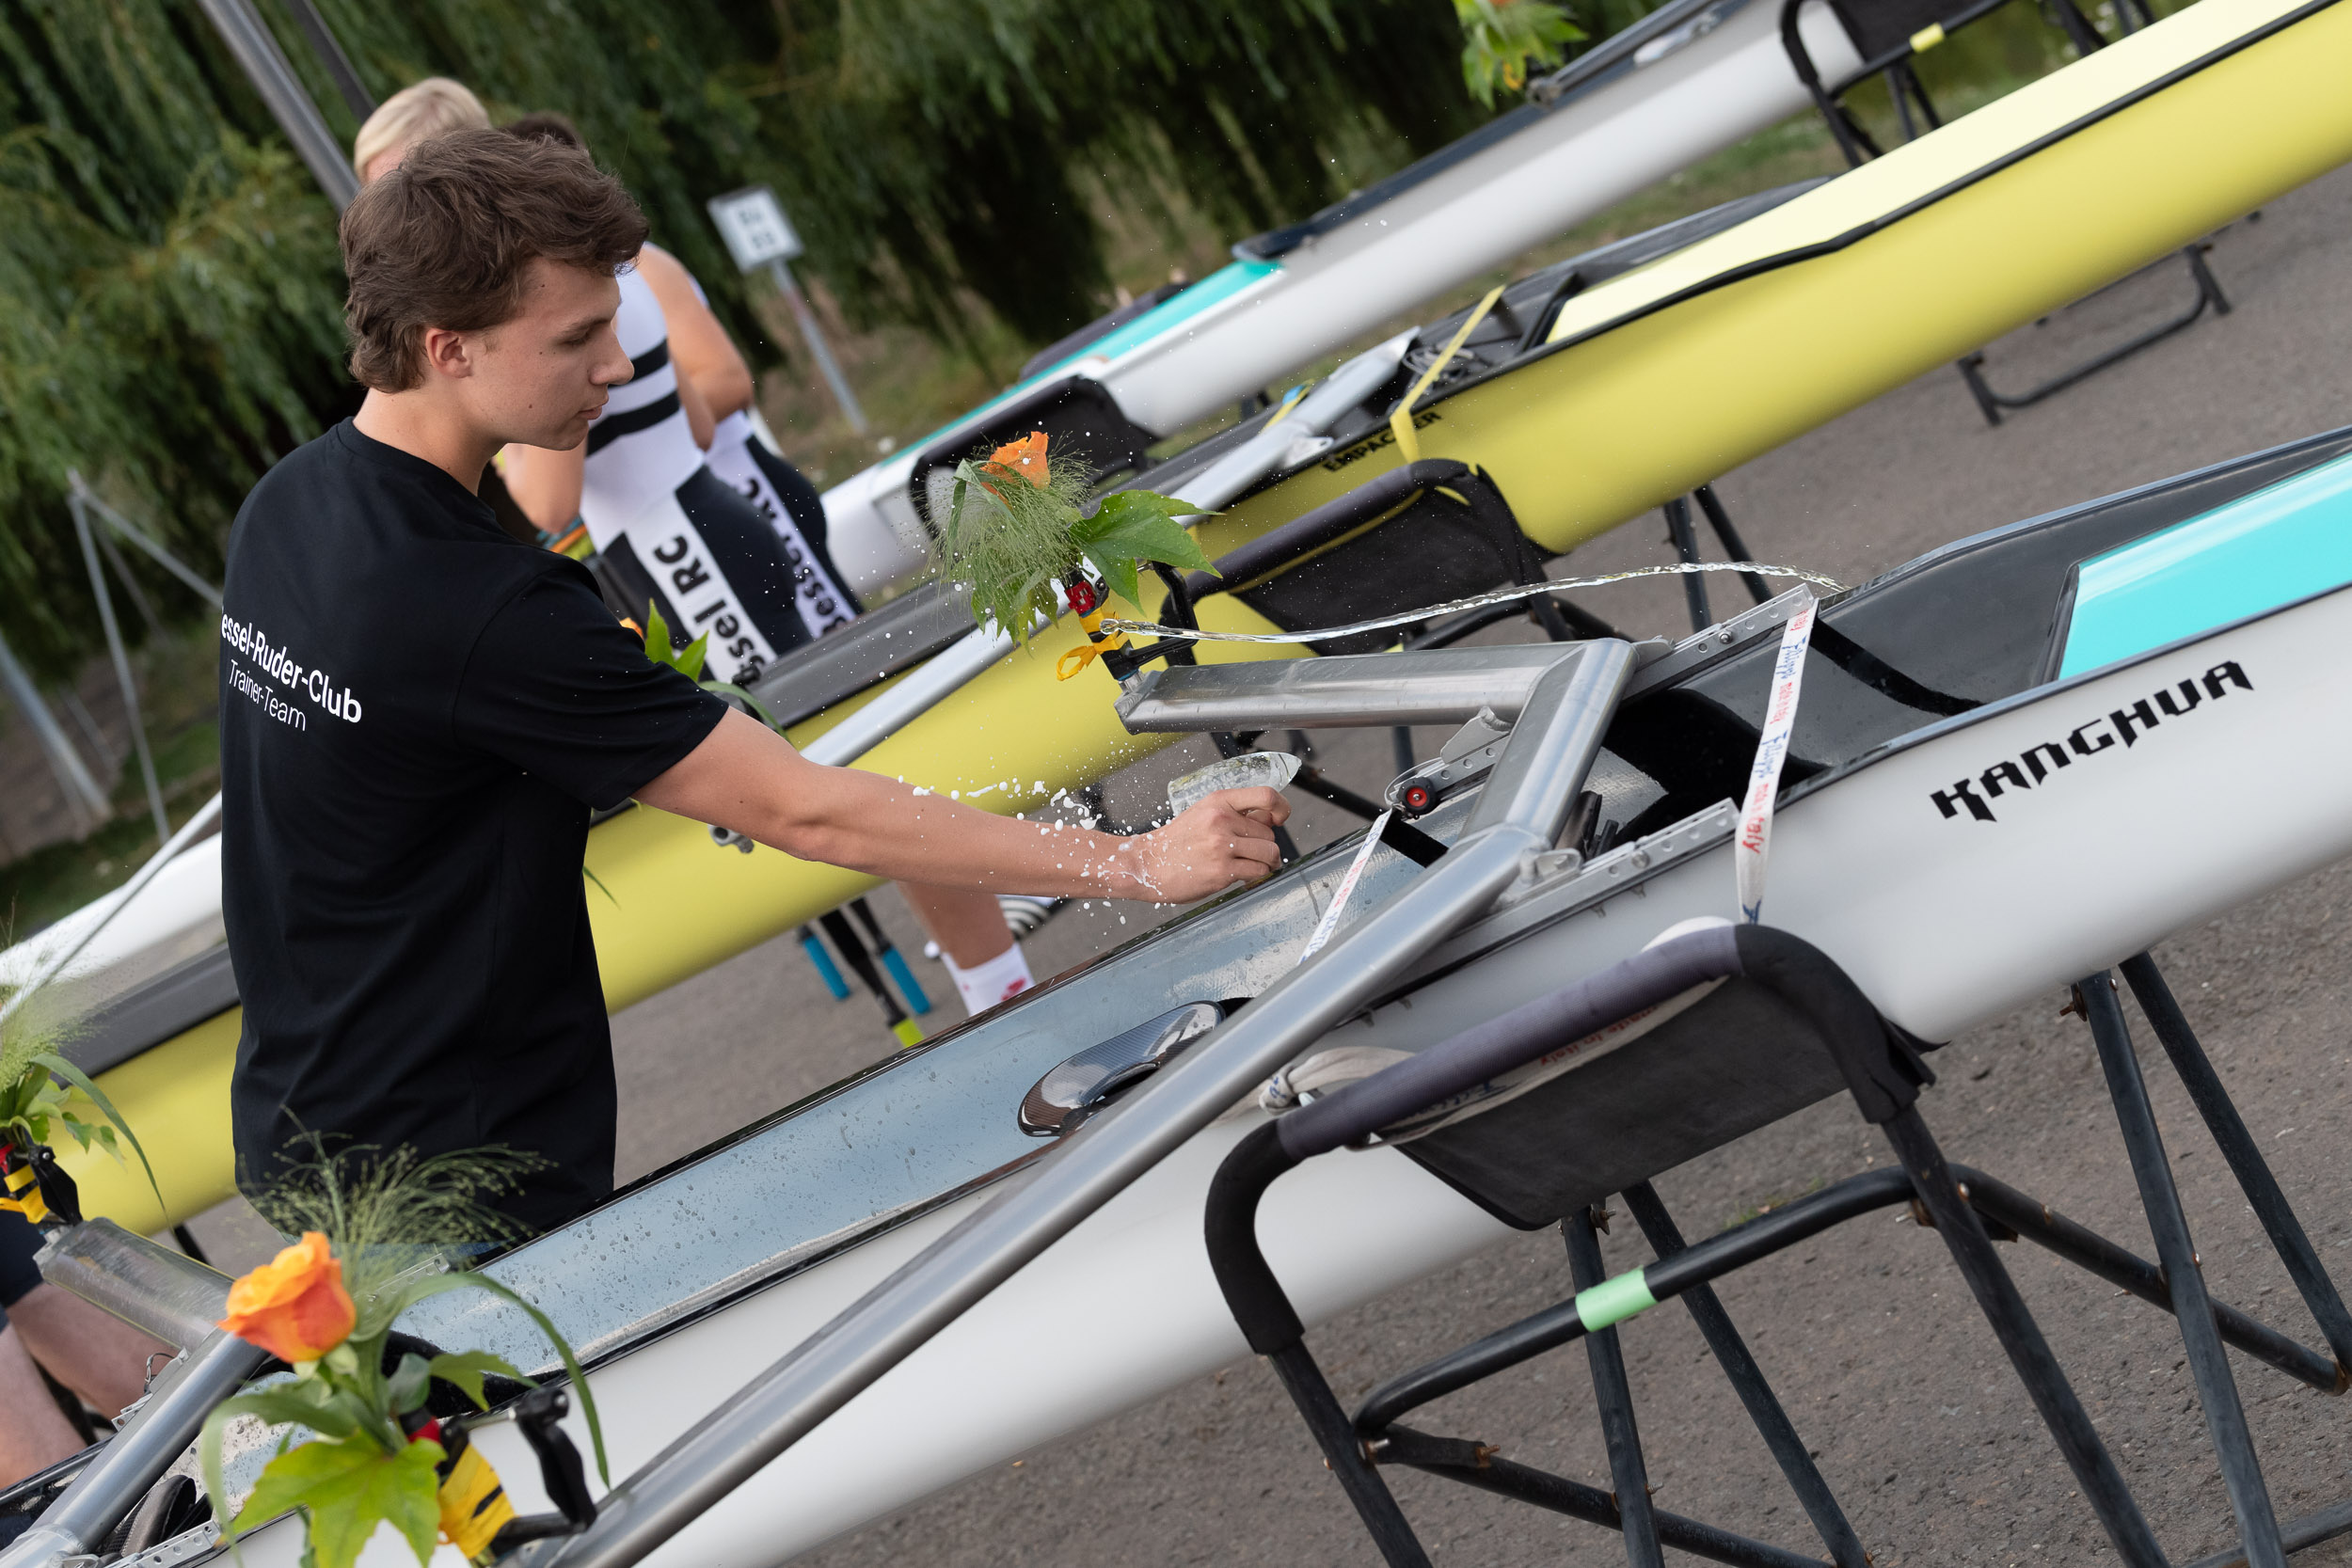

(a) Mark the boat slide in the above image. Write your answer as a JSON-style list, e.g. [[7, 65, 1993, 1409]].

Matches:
[[35, 0, 2352, 1234], [818, 0, 1867, 593], [19, 423, 2352, 1568]]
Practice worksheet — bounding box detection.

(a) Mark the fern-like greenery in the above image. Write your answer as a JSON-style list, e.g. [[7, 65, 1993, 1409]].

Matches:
[[247, 1134, 544, 1321], [0, 983, 160, 1204]]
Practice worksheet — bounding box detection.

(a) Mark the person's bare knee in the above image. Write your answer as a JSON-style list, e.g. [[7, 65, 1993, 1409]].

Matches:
[[8, 1283, 167, 1419], [0, 1323, 83, 1486]]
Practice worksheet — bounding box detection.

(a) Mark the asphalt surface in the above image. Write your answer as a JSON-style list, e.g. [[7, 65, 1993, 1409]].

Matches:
[[187, 159, 2352, 1565]]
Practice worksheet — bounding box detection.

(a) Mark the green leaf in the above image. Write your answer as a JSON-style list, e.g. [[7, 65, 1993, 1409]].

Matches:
[[33, 1051, 161, 1209], [1070, 490, 1217, 610], [700, 680, 781, 731], [384, 1272, 610, 1484], [233, 1434, 445, 1568], [424, 1349, 533, 1412], [641, 600, 709, 683], [385, 1354, 432, 1417]]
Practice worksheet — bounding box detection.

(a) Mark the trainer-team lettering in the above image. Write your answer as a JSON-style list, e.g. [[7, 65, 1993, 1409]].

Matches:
[[220, 611, 363, 724], [1930, 660, 2250, 824]]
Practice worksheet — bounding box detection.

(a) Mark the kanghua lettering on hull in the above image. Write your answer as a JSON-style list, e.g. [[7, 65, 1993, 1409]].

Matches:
[[219, 611, 362, 725], [1932, 661, 2251, 823]]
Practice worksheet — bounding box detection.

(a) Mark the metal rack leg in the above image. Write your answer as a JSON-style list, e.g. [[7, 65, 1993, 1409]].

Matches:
[[2081, 972, 2286, 1568], [1662, 498, 1711, 633], [2119, 953, 2352, 1378], [1622, 1183, 1868, 1568], [1692, 486, 1772, 604], [1879, 1106, 2169, 1567], [1265, 1341, 1434, 1568], [1566, 1208, 1666, 1568]]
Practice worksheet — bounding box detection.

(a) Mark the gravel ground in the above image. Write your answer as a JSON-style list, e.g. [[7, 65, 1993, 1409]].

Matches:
[[183, 158, 2352, 1568]]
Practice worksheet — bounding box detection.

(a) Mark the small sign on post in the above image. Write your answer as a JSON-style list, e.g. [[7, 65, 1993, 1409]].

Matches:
[[707, 185, 868, 436], [707, 186, 803, 270]]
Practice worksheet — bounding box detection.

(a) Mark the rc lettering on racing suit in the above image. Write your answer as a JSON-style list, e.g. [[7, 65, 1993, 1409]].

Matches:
[[1930, 660, 2251, 823], [220, 611, 362, 731], [641, 526, 780, 682], [724, 472, 853, 638]]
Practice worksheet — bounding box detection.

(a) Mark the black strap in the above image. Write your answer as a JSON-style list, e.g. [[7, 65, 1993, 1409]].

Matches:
[[585, 390, 680, 456]]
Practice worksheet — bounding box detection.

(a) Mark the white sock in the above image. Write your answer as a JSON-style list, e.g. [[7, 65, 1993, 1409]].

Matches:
[[943, 942, 1034, 1018]]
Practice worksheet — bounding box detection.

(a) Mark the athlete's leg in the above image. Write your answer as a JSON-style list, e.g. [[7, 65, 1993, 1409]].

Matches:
[[0, 1214, 85, 1481], [7, 1284, 167, 1418], [0, 1323, 82, 1485], [898, 884, 1035, 1017]]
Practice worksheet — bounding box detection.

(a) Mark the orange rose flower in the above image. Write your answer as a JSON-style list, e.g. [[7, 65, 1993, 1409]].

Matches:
[[219, 1231, 357, 1364], [988, 430, 1051, 489]]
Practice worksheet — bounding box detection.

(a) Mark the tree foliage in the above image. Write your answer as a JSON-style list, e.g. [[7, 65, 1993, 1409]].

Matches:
[[0, 0, 1621, 675]]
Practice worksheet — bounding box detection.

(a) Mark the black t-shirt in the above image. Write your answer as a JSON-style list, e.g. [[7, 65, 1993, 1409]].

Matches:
[[220, 421, 725, 1233]]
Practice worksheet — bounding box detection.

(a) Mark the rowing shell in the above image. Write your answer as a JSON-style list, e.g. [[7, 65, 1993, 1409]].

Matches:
[[192, 427, 2352, 1567]]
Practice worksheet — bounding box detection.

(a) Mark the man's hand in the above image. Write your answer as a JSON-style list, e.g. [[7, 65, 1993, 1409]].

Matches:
[[1109, 786, 1291, 904]]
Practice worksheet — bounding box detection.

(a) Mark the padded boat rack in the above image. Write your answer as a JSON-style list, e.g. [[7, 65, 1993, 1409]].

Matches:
[[1202, 927, 2352, 1568]]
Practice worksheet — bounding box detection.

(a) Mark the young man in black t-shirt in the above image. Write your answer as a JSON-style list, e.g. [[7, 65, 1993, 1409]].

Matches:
[[219, 130, 1286, 1234]]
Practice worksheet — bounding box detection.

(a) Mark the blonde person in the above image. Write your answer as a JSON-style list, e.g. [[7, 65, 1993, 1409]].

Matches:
[[351, 77, 488, 184]]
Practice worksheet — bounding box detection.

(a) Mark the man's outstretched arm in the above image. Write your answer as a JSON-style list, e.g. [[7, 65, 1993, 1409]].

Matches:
[[635, 708, 1289, 905]]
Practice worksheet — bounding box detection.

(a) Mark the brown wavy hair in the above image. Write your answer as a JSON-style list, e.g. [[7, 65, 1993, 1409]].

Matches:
[[339, 129, 647, 392]]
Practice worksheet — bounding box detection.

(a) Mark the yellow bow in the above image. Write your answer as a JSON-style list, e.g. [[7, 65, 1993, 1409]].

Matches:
[[1055, 606, 1130, 682]]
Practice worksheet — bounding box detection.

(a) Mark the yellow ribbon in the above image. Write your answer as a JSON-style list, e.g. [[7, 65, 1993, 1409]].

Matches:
[[437, 1444, 517, 1561], [1055, 605, 1130, 682], [1389, 285, 1504, 466], [1, 1163, 47, 1226]]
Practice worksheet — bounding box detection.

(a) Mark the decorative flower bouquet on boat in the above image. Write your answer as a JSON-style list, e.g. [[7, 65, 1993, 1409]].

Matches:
[[0, 1000, 158, 1227], [932, 431, 1217, 679], [200, 1145, 606, 1568]]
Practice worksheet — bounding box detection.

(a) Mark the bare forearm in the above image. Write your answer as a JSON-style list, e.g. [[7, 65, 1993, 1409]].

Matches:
[[755, 767, 1140, 897], [635, 709, 1285, 905]]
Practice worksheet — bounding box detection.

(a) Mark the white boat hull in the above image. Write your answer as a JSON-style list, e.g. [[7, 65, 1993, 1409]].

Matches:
[[212, 574, 2352, 1568], [818, 0, 1863, 595]]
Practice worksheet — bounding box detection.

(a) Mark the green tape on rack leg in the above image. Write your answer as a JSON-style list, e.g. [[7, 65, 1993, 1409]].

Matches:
[[1574, 1271, 1657, 1332]]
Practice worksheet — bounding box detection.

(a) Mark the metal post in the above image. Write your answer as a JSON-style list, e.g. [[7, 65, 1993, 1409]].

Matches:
[[1621, 1182, 1868, 1567], [2079, 972, 2286, 1568], [1662, 497, 1711, 632], [1265, 1343, 1435, 1568], [68, 476, 225, 608], [0, 628, 108, 828], [1879, 1105, 2168, 1567], [1691, 486, 1772, 604], [191, 0, 359, 210], [2118, 953, 2352, 1373], [1565, 1208, 1665, 1568], [72, 496, 169, 842], [765, 257, 868, 435], [278, 0, 374, 120]]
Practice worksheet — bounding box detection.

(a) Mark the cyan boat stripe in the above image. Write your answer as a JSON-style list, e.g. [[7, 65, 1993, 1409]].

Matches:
[[2059, 450, 2352, 678], [896, 259, 1283, 460]]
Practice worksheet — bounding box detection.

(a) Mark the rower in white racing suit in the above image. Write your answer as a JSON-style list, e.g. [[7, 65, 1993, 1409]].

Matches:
[[573, 265, 809, 683]]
